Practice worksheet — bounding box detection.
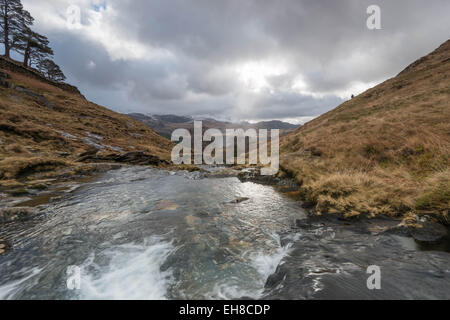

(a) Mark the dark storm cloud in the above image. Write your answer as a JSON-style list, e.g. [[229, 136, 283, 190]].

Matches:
[[51, 33, 129, 89], [23, 0, 450, 121], [237, 91, 343, 120]]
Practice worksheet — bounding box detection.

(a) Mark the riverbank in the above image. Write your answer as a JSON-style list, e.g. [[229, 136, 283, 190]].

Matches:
[[235, 167, 450, 247], [278, 40, 450, 226]]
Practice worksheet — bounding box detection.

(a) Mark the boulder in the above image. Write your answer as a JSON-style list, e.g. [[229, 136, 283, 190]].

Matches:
[[78, 151, 169, 166], [230, 197, 250, 204], [0, 207, 35, 223], [0, 239, 11, 254], [384, 220, 448, 244]]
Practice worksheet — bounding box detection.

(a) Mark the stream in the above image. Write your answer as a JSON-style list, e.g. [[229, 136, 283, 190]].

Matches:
[[0, 166, 449, 300]]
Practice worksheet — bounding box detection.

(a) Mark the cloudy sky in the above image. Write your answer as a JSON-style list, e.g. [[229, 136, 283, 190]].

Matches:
[[20, 0, 450, 124]]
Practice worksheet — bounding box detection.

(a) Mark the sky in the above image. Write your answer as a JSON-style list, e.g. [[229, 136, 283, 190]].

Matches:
[[20, 0, 450, 124]]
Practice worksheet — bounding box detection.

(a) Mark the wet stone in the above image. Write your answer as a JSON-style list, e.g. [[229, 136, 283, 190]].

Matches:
[[411, 221, 448, 244], [384, 221, 449, 244], [0, 207, 35, 223], [230, 197, 250, 204], [0, 239, 11, 254]]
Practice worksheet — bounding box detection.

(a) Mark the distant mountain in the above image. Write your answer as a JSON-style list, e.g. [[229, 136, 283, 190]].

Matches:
[[128, 113, 299, 139], [154, 114, 194, 124], [252, 120, 299, 130]]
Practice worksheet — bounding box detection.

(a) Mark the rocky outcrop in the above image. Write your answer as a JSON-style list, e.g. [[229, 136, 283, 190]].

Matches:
[[383, 220, 449, 244], [238, 168, 299, 192], [238, 169, 280, 185], [13, 86, 62, 111], [77, 151, 170, 166]]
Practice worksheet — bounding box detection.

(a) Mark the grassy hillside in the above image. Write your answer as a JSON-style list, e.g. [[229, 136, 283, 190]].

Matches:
[[0, 58, 172, 190], [280, 40, 450, 224]]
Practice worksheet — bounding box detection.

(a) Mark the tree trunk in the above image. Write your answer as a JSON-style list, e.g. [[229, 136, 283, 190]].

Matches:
[[3, 15, 9, 58], [23, 42, 30, 67]]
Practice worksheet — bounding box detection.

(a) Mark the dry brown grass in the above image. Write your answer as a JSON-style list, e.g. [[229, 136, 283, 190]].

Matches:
[[280, 40, 450, 223], [0, 157, 68, 180], [0, 60, 173, 185]]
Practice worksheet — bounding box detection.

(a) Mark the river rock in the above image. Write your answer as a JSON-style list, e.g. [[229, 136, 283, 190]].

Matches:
[[230, 197, 250, 204], [238, 170, 280, 185], [0, 207, 35, 223], [411, 221, 448, 243], [14, 86, 61, 110], [265, 264, 289, 289], [156, 200, 178, 211], [384, 220, 448, 244], [0, 239, 11, 254], [78, 151, 170, 166]]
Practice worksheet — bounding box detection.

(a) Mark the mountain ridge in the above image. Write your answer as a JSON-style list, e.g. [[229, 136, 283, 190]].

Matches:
[[128, 113, 299, 139]]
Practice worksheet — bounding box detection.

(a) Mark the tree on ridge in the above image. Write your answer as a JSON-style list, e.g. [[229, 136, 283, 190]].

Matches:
[[0, 0, 33, 58]]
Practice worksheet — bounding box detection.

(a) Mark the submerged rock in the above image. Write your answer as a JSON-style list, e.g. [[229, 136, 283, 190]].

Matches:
[[156, 200, 178, 211], [411, 221, 448, 244], [384, 220, 448, 244], [0, 207, 35, 223], [230, 197, 250, 204]]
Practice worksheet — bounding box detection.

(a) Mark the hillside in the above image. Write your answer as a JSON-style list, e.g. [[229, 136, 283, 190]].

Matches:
[[0, 57, 172, 193], [280, 40, 450, 224], [128, 113, 299, 139]]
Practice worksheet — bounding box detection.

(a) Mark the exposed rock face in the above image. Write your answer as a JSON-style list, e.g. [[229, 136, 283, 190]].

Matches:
[[384, 220, 449, 244], [13, 86, 62, 111], [77, 151, 170, 166]]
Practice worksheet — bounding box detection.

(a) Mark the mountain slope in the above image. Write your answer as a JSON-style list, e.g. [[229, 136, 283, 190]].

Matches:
[[0, 58, 172, 188], [280, 40, 450, 224]]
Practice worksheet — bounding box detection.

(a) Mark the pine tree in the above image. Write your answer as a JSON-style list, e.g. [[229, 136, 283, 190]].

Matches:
[[14, 26, 53, 67], [0, 0, 33, 58], [37, 58, 66, 82]]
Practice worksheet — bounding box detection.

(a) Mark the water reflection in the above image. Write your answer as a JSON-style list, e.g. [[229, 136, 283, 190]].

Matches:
[[0, 167, 305, 300]]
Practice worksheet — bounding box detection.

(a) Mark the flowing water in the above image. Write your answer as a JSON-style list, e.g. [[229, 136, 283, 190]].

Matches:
[[0, 167, 449, 300]]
